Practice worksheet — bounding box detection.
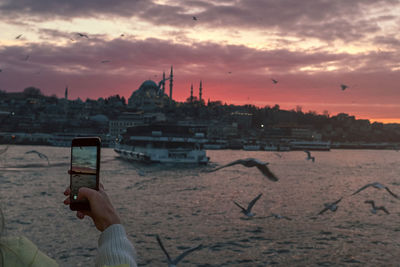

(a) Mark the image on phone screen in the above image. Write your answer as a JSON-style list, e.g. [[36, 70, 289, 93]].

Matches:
[[71, 145, 98, 201]]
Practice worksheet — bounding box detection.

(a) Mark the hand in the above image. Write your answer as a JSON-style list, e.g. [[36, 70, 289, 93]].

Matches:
[[64, 184, 121, 232]]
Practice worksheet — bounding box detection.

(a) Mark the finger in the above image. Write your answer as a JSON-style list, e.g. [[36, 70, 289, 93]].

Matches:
[[63, 196, 71, 205], [64, 187, 71, 196], [77, 211, 85, 219]]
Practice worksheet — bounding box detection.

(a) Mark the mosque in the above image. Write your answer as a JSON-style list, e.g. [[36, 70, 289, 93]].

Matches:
[[128, 66, 173, 110], [127, 66, 203, 110]]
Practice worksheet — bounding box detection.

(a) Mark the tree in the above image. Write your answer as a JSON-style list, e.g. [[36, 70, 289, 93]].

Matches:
[[23, 87, 42, 97]]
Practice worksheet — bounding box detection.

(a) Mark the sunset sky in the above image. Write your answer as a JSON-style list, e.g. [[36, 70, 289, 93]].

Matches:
[[1, 0, 400, 123]]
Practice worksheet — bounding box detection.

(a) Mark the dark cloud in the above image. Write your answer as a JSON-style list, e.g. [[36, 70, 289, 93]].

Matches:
[[1, 0, 399, 42], [373, 36, 400, 48], [0, 35, 399, 100]]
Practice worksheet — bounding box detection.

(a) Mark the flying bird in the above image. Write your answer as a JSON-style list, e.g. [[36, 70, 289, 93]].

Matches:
[[76, 33, 89, 38], [120, 34, 125, 37], [207, 158, 278, 181], [25, 150, 49, 165], [364, 200, 390, 214], [101, 60, 111, 63], [318, 197, 342, 215], [271, 79, 278, 84], [304, 150, 315, 162], [23, 55, 30, 61], [340, 84, 348, 90], [233, 193, 262, 217], [192, 16, 198, 21], [0, 69, 2, 73], [15, 34, 22, 39], [156, 235, 203, 267], [351, 182, 399, 199]]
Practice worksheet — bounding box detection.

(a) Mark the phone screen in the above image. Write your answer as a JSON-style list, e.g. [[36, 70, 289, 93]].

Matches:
[[70, 145, 98, 203]]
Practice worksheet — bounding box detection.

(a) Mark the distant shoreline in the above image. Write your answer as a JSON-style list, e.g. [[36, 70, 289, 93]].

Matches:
[[0, 142, 398, 151]]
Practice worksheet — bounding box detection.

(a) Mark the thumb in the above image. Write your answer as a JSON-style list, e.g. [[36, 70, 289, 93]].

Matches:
[[77, 187, 98, 202]]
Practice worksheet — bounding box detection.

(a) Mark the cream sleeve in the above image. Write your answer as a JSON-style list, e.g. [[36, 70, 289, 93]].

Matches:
[[95, 224, 137, 267]]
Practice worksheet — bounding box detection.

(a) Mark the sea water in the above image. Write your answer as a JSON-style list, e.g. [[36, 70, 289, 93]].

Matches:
[[0, 145, 399, 266]]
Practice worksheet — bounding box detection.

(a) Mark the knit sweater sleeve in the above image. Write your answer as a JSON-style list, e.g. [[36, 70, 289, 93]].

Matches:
[[95, 224, 137, 267]]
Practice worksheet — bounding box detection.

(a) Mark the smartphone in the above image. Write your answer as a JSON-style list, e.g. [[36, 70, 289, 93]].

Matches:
[[69, 137, 101, 211]]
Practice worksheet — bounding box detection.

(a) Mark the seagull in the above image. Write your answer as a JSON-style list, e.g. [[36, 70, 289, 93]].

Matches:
[[340, 84, 348, 90], [268, 213, 292, 220], [192, 16, 198, 21], [101, 60, 111, 63], [25, 150, 49, 165], [274, 152, 282, 158], [156, 235, 203, 267], [15, 34, 22, 39], [318, 197, 342, 215], [120, 34, 125, 37], [76, 33, 89, 38], [207, 158, 278, 181], [364, 200, 390, 214], [233, 193, 262, 217], [0, 69, 2, 73], [271, 79, 278, 84], [351, 182, 399, 199], [23, 55, 30, 61], [304, 150, 315, 162]]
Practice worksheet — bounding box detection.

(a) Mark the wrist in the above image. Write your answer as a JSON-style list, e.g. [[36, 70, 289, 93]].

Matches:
[[101, 215, 121, 232]]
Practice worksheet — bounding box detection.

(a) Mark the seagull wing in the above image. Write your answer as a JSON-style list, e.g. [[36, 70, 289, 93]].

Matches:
[[172, 244, 203, 265], [304, 150, 311, 158], [384, 187, 399, 199], [156, 235, 172, 264], [247, 193, 262, 212], [208, 159, 245, 172], [351, 183, 373, 195], [317, 206, 329, 215], [241, 158, 268, 167], [378, 206, 390, 214], [256, 164, 278, 181], [364, 200, 374, 208], [318, 198, 342, 215], [233, 201, 247, 213], [333, 197, 343, 205]]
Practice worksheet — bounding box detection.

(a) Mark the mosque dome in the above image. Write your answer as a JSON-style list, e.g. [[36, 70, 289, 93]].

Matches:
[[140, 80, 159, 91]]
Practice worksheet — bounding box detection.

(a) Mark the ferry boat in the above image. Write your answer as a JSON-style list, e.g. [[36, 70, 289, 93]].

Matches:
[[243, 140, 261, 151], [289, 140, 331, 151], [114, 123, 210, 164], [203, 139, 228, 150]]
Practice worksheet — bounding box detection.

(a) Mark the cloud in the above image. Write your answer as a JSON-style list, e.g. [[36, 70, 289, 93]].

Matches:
[[1, 0, 399, 43]]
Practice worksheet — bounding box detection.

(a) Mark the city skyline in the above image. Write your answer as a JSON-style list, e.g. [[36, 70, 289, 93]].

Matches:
[[1, 0, 400, 123]]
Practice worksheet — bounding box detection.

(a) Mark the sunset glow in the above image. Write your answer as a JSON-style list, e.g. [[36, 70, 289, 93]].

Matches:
[[1, 0, 400, 123]]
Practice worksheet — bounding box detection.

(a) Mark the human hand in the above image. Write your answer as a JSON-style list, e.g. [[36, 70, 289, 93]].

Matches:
[[64, 184, 121, 232]]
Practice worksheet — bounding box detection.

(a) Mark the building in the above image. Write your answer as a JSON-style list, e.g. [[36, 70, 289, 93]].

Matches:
[[109, 112, 166, 137]]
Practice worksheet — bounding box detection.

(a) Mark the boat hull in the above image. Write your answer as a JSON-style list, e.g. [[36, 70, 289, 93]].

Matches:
[[114, 145, 209, 164]]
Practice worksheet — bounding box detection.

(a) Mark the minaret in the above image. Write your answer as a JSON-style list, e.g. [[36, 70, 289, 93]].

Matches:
[[190, 83, 193, 103], [169, 66, 173, 99], [199, 80, 202, 102], [65, 86, 68, 100], [162, 71, 166, 94]]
